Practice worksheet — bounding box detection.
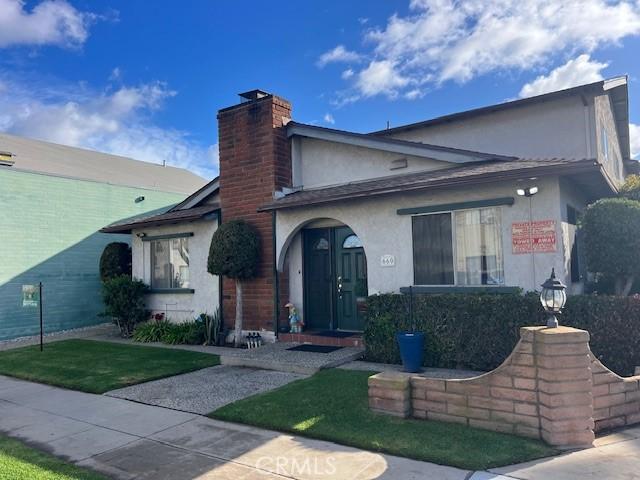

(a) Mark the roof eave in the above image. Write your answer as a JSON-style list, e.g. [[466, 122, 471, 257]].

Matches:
[[287, 122, 516, 164], [258, 161, 603, 212], [101, 208, 220, 234]]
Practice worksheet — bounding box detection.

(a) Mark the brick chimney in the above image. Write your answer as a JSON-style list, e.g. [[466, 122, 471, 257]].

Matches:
[[217, 90, 292, 333]]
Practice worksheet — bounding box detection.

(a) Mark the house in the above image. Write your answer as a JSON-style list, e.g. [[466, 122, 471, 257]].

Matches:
[[103, 78, 633, 342], [0, 132, 207, 340]]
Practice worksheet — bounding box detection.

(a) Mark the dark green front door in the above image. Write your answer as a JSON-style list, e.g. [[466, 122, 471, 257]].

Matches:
[[303, 226, 367, 331]]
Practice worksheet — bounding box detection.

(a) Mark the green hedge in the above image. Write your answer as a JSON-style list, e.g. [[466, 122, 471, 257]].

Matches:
[[364, 293, 640, 376]]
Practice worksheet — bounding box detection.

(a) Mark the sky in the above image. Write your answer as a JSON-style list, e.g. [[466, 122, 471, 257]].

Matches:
[[0, 0, 639, 180]]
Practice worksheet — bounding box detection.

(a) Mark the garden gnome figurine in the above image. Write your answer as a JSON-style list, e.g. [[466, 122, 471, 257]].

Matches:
[[285, 302, 304, 333]]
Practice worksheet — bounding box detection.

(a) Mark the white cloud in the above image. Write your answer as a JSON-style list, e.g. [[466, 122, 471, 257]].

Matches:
[[330, 0, 640, 100], [317, 45, 362, 68], [356, 60, 409, 98], [0, 0, 95, 48], [323, 113, 335, 125], [519, 55, 608, 98], [0, 72, 217, 178], [630, 123, 640, 159], [341, 68, 354, 80]]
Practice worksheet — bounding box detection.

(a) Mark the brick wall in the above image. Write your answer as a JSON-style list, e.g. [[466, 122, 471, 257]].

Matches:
[[369, 326, 615, 449], [591, 354, 640, 431], [217, 93, 292, 332]]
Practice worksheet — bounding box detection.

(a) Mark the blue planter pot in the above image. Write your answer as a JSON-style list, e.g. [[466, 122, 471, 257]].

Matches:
[[396, 331, 425, 373]]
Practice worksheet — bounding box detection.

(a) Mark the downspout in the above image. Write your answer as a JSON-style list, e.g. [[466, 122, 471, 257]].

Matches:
[[216, 209, 224, 331], [272, 210, 280, 338]]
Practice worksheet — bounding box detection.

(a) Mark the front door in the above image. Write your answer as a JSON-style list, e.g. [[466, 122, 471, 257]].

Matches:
[[303, 226, 367, 331]]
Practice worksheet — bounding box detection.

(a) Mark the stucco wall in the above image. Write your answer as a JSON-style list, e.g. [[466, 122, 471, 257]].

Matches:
[[594, 93, 625, 185], [277, 177, 584, 320], [0, 168, 187, 340], [131, 219, 219, 322], [385, 96, 594, 160], [295, 137, 451, 189]]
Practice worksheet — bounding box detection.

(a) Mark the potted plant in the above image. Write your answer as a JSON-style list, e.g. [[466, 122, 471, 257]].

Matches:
[[396, 286, 424, 372]]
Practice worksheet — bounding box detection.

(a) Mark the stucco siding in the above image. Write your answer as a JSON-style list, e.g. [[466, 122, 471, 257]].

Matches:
[[385, 96, 591, 160], [131, 219, 219, 322], [0, 168, 187, 340], [594, 93, 625, 185], [296, 137, 451, 188], [278, 177, 574, 320]]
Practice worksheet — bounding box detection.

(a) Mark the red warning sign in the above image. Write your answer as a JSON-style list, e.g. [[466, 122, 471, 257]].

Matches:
[[512, 220, 557, 254]]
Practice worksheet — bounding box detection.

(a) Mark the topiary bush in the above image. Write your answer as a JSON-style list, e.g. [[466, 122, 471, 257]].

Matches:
[[99, 242, 132, 281], [102, 275, 148, 337], [365, 292, 640, 376], [580, 198, 640, 295], [208, 219, 260, 347]]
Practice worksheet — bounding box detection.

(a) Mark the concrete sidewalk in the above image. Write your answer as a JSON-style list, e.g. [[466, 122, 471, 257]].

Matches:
[[0, 375, 467, 479]]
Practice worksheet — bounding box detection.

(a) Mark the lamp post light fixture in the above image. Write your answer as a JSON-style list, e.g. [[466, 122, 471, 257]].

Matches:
[[540, 268, 567, 328]]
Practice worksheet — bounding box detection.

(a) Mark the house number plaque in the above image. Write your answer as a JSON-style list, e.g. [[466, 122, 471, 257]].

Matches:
[[380, 254, 395, 267]]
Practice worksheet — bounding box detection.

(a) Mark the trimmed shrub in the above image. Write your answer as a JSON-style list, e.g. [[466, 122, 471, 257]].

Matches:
[[365, 293, 640, 376], [102, 275, 148, 337], [581, 198, 640, 295], [99, 242, 132, 281]]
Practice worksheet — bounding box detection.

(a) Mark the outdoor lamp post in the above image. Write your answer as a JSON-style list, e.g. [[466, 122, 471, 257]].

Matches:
[[540, 268, 567, 328]]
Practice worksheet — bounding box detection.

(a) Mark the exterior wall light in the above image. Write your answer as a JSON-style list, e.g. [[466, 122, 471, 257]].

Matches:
[[540, 268, 567, 328], [516, 186, 539, 197], [135, 196, 145, 203]]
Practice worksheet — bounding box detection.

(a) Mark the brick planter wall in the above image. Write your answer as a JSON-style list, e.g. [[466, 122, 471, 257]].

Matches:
[[369, 326, 640, 449]]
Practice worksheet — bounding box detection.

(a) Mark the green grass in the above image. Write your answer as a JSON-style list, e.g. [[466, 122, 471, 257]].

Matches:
[[0, 339, 219, 394], [211, 369, 557, 471], [0, 434, 107, 480]]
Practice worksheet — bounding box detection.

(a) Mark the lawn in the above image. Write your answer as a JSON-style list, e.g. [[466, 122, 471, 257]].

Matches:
[[0, 434, 107, 480], [0, 339, 220, 394], [211, 369, 558, 471]]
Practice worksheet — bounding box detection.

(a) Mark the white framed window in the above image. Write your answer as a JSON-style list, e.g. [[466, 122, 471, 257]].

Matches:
[[412, 207, 504, 286], [150, 237, 190, 289]]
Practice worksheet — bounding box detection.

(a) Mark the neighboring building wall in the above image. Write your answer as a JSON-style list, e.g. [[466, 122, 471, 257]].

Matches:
[[131, 220, 219, 322], [294, 137, 450, 189], [385, 96, 594, 161], [217, 94, 292, 332], [277, 177, 579, 320], [594, 93, 625, 185], [0, 168, 187, 340]]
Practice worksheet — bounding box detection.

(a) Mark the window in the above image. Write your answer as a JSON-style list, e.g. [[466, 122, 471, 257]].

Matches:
[[412, 207, 504, 286], [342, 234, 363, 249], [150, 237, 190, 289]]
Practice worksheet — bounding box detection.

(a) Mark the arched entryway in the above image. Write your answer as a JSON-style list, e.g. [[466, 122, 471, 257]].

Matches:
[[303, 225, 367, 331]]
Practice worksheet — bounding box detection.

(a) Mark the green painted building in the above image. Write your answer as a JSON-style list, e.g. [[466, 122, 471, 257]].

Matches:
[[0, 133, 207, 340]]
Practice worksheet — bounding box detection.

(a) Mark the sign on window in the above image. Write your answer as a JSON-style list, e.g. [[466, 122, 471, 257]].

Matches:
[[512, 220, 557, 254]]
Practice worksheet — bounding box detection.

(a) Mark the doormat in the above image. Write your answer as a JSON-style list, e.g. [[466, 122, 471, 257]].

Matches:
[[311, 331, 357, 338], [287, 345, 344, 354]]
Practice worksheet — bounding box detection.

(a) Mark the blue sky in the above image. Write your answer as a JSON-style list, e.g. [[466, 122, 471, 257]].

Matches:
[[0, 0, 639, 180]]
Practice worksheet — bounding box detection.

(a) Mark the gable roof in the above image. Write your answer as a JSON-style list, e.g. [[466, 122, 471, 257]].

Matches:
[[168, 177, 219, 212], [101, 204, 220, 234], [259, 158, 612, 211], [287, 122, 517, 164], [371, 77, 632, 162], [0, 132, 208, 194]]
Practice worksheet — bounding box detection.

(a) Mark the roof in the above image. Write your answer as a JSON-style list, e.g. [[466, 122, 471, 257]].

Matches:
[[101, 204, 220, 234], [371, 77, 632, 161], [288, 122, 517, 164], [259, 158, 610, 211], [0, 132, 208, 194], [168, 177, 219, 212]]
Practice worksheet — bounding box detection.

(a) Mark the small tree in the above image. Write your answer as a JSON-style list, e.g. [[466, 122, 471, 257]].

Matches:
[[620, 174, 640, 201], [581, 198, 640, 295], [99, 242, 132, 281], [102, 275, 148, 337], [207, 220, 260, 347]]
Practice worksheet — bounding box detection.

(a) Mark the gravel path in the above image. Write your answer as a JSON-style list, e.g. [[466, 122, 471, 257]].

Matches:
[[105, 365, 306, 414]]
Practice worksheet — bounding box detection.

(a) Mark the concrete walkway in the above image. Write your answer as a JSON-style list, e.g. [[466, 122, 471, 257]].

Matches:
[[0, 375, 466, 479]]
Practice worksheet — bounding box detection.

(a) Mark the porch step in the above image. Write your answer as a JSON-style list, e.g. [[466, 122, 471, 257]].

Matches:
[[278, 332, 364, 348]]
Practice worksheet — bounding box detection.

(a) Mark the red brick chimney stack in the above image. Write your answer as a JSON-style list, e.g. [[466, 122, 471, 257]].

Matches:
[[217, 90, 292, 332]]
